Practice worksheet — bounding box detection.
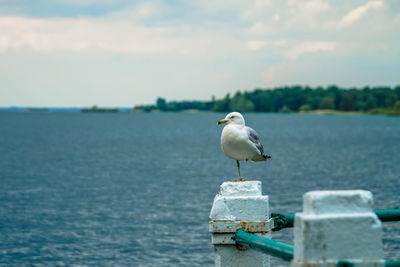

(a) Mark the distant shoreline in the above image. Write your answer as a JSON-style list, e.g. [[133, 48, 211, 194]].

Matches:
[[132, 109, 400, 116], [2, 85, 400, 116], [2, 108, 398, 116]]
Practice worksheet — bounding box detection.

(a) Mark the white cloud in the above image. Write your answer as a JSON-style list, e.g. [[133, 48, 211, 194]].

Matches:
[[242, 0, 334, 39], [53, 0, 124, 6], [244, 39, 288, 51], [0, 15, 237, 56], [262, 62, 296, 86], [340, 0, 383, 27], [284, 40, 339, 60], [245, 40, 267, 51], [107, 2, 162, 21], [262, 39, 340, 86], [0, 16, 165, 53], [136, 4, 156, 17], [395, 13, 400, 26], [241, 0, 273, 20], [287, 0, 330, 15], [246, 21, 268, 35]]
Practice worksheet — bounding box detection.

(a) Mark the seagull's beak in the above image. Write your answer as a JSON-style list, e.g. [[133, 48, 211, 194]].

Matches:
[[217, 119, 228, 125]]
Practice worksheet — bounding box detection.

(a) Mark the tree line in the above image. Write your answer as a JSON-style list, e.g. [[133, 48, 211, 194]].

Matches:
[[134, 85, 400, 115]]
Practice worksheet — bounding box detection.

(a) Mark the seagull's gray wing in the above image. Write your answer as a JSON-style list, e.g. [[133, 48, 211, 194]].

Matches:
[[246, 126, 264, 155]]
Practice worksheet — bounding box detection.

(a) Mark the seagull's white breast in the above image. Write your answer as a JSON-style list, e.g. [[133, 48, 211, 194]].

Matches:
[[221, 124, 260, 161]]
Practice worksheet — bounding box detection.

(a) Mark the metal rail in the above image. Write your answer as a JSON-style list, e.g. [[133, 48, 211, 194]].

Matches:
[[233, 229, 294, 261], [234, 229, 400, 266], [375, 210, 400, 222], [271, 212, 294, 231], [337, 261, 400, 267], [386, 261, 400, 267], [271, 209, 400, 231]]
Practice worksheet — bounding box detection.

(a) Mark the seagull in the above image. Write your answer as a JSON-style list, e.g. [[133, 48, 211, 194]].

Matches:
[[217, 112, 271, 181]]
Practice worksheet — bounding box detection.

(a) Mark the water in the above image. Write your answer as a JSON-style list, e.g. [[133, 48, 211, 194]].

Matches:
[[0, 112, 399, 266]]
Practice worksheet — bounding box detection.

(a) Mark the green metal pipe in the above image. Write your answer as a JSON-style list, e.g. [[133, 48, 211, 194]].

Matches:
[[336, 261, 354, 267], [374, 210, 400, 222], [271, 212, 295, 231], [271, 210, 400, 231], [233, 229, 294, 261], [335, 261, 400, 267], [234, 230, 400, 265], [385, 261, 400, 267], [336, 261, 400, 267]]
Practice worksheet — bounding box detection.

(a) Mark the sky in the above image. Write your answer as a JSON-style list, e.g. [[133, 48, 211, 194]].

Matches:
[[0, 0, 399, 107]]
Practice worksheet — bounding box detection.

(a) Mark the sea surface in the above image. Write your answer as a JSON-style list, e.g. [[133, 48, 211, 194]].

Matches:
[[0, 112, 399, 266]]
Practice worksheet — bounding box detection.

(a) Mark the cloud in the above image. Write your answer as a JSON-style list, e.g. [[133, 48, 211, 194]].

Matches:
[[0, 1, 393, 56], [56, 0, 123, 6], [262, 62, 296, 86], [262, 39, 340, 86], [284, 40, 339, 60], [241, 0, 273, 20], [0, 14, 237, 56], [244, 39, 288, 51], [0, 16, 170, 54], [107, 2, 162, 20], [340, 0, 383, 27]]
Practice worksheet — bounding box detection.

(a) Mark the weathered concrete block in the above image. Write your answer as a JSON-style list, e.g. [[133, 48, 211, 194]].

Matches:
[[214, 245, 270, 267], [303, 190, 374, 215], [292, 190, 384, 267], [219, 180, 262, 197], [210, 181, 269, 221], [209, 181, 270, 267]]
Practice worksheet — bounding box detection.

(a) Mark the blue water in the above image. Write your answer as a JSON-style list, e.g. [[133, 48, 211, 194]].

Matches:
[[0, 112, 399, 266]]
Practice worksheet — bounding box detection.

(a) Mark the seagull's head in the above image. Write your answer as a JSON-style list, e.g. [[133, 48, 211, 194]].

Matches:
[[217, 112, 245, 126]]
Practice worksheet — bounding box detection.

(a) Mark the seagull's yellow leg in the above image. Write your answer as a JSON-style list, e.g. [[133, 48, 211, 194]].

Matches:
[[236, 160, 243, 181]]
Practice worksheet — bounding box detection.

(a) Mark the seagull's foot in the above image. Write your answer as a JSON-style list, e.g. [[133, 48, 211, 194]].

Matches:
[[233, 176, 244, 182]]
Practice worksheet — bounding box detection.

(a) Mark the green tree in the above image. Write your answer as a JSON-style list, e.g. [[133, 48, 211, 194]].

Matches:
[[156, 97, 167, 110], [299, 104, 311, 112], [133, 85, 400, 115], [319, 96, 335, 109], [340, 93, 355, 111], [385, 93, 398, 108], [365, 96, 376, 110], [395, 86, 400, 99], [212, 94, 231, 112], [394, 101, 400, 110], [229, 93, 255, 112], [280, 105, 292, 113]]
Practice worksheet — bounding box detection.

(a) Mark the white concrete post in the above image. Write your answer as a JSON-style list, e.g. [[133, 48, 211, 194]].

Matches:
[[209, 181, 271, 267], [291, 190, 384, 267]]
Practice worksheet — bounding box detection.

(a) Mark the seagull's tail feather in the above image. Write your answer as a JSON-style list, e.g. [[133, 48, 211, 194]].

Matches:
[[251, 154, 271, 162]]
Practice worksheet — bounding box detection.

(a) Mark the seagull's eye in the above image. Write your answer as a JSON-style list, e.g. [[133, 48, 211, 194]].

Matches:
[[231, 116, 235, 119]]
